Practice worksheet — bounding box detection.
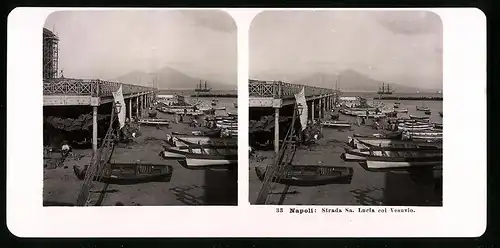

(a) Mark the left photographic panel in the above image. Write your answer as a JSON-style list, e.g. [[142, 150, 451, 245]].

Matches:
[[43, 10, 238, 207]]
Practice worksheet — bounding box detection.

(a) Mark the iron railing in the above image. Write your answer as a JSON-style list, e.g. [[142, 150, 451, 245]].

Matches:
[[43, 78, 156, 97], [249, 79, 334, 99]]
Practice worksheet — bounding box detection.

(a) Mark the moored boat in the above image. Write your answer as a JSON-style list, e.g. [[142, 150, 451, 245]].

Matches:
[[254, 165, 354, 186], [321, 120, 351, 128], [341, 146, 442, 162], [138, 119, 170, 126], [161, 145, 238, 167], [409, 115, 430, 120], [416, 106, 430, 111], [73, 163, 173, 184], [394, 108, 408, 113], [165, 134, 237, 147], [425, 110, 431, 115], [348, 136, 442, 150]]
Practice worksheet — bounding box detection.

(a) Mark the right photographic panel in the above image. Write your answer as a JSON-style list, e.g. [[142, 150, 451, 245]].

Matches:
[[249, 10, 443, 206]]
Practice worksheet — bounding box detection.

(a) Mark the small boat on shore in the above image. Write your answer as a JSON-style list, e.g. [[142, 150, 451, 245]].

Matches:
[[433, 123, 443, 129], [348, 137, 442, 150], [416, 106, 430, 111], [73, 163, 173, 184], [341, 146, 442, 161], [425, 110, 431, 115], [365, 153, 442, 169], [138, 119, 170, 126], [409, 115, 430, 120], [394, 108, 408, 113], [161, 145, 238, 167], [321, 120, 351, 128], [165, 134, 237, 147], [254, 165, 354, 186], [353, 132, 401, 139]]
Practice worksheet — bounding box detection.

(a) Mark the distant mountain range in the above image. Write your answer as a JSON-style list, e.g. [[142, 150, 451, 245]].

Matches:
[[253, 69, 441, 93], [114, 66, 235, 91]]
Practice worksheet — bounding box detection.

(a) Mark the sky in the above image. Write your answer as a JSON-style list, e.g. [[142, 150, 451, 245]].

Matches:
[[250, 11, 443, 90], [44, 10, 237, 85]]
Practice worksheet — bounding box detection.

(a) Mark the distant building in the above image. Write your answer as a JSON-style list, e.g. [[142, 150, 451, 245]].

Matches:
[[43, 28, 59, 79]]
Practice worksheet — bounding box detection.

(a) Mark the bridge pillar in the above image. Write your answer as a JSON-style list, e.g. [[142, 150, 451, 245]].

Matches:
[[311, 100, 315, 121], [318, 97, 322, 119], [136, 97, 139, 118], [92, 106, 98, 153], [128, 98, 132, 119], [274, 107, 280, 155], [322, 97, 326, 118]]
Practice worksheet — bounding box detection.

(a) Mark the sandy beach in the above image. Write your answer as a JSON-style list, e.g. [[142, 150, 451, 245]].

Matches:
[[249, 112, 443, 206], [44, 110, 238, 206]]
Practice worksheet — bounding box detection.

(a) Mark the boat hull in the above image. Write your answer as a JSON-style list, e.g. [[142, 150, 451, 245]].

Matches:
[[255, 165, 354, 186], [366, 160, 442, 169], [73, 164, 173, 184]]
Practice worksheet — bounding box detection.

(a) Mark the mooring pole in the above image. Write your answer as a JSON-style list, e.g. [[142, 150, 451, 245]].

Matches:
[[274, 107, 280, 155], [135, 97, 139, 117], [128, 98, 132, 119], [92, 106, 98, 153], [311, 100, 315, 121]]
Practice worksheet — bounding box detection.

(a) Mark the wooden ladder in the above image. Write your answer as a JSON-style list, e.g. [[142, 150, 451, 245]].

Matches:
[[255, 105, 299, 205], [75, 106, 118, 206]]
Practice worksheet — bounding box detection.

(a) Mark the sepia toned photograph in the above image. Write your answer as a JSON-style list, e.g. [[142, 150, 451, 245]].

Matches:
[[249, 10, 443, 206], [43, 10, 238, 206]]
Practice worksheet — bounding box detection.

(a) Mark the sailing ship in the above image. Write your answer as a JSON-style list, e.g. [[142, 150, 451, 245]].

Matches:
[[377, 82, 394, 95], [195, 80, 212, 92]]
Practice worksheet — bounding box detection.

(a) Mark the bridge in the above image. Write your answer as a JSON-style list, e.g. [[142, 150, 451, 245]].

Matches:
[[249, 79, 337, 154], [43, 78, 157, 152]]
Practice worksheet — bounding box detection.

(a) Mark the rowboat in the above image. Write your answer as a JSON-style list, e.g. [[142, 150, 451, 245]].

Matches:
[[353, 132, 401, 139], [138, 119, 170, 126], [416, 106, 430, 111], [73, 163, 173, 184], [433, 123, 443, 129], [348, 137, 442, 150], [425, 110, 431, 115], [161, 145, 238, 167], [254, 165, 354, 186], [394, 108, 408, 113], [213, 106, 226, 111], [341, 146, 441, 162], [398, 126, 433, 131], [165, 134, 237, 147], [365, 153, 442, 169], [321, 120, 351, 128], [409, 115, 430, 120], [368, 114, 386, 119]]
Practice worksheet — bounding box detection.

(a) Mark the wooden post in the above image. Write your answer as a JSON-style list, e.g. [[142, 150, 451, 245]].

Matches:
[[128, 98, 132, 119], [136, 97, 139, 117], [274, 107, 280, 155], [92, 106, 98, 153], [311, 100, 315, 121], [322, 97, 326, 118], [318, 97, 322, 119]]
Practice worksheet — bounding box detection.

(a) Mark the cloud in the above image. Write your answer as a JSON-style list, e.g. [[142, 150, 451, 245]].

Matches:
[[371, 11, 442, 35], [179, 10, 236, 33]]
